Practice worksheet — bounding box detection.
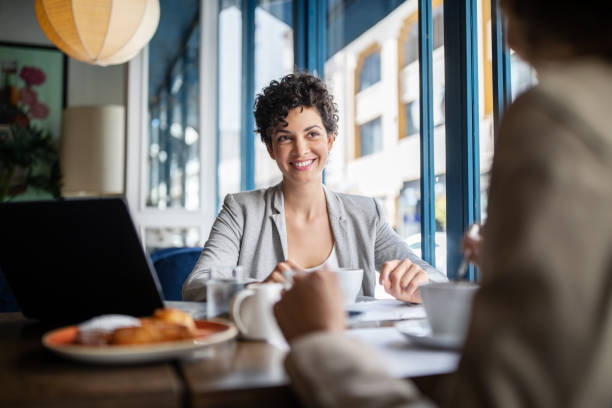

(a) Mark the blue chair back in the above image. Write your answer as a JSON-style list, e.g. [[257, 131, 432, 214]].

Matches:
[[0, 266, 20, 312], [150, 247, 202, 301]]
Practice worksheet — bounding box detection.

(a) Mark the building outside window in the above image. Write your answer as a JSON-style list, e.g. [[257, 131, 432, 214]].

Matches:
[[359, 117, 383, 156], [131, 0, 541, 273], [404, 101, 419, 137], [323, 0, 538, 275], [358, 50, 381, 91], [326, 1, 449, 275]]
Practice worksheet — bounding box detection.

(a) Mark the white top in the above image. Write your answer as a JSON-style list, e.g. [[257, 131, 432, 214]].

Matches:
[[303, 244, 339, 272]]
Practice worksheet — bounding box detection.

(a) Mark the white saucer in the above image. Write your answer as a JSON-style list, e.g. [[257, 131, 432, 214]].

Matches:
[[395, 320, 463, 350]]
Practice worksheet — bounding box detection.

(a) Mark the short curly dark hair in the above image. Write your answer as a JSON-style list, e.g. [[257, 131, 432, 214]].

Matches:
[[253, 73, 339, 147]]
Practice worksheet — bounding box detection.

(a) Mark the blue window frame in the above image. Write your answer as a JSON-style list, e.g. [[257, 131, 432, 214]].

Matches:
[[443, 0, 481, 280], [418, 0, 436, 267], [240, 0, 256, 192]]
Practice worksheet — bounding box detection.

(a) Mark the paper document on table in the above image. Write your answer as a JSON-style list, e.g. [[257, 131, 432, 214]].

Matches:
[[347, 299, 427, 322], [347, 327, 459, 378]]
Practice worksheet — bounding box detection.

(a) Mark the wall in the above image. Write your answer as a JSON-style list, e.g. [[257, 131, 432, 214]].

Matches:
[[0, 0, 126, 107]]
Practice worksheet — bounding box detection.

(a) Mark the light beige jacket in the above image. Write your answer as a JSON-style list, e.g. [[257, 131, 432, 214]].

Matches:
[[285, 59, 612, 407]]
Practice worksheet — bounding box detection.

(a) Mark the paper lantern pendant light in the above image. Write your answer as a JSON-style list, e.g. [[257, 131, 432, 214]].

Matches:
[[35, 0, 160, 66]]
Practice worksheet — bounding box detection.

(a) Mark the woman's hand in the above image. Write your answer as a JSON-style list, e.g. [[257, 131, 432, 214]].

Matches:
[[273, 269, 345, 343], [263, 259, 303, 284], [379, 259, 429, 303]]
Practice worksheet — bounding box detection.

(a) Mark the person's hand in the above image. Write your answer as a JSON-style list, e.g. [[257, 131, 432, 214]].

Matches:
[[379, 259, 429, 303], [273, 269, 345, 343], [263, 260, 303, 284], [461, 224, 482, 267]]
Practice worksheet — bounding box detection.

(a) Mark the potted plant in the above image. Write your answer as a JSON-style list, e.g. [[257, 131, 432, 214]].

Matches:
[[0, 124, 62, 202]]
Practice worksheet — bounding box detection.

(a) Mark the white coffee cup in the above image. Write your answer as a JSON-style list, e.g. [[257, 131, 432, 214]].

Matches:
[[420, 281, 478, 341], [333, 268, 364, 305], [230, 283, 283, 341]]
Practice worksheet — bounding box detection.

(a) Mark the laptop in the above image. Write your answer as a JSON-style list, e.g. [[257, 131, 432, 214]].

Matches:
[[0, 197, 165, 325]]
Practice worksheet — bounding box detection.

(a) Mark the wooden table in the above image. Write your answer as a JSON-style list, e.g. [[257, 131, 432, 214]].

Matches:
[[0, 315, 183, 408], [0, 313, 453, 408], [181, 340, 299, 408]]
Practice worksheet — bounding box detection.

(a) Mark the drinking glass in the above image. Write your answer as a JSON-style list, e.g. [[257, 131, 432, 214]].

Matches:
[[206, 266, 248, 318]]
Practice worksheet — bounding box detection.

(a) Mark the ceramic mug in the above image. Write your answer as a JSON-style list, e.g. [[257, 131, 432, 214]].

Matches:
[[333, 268, 364, 305], [420, 281, 479, 341], [230, 283, 283, 341]]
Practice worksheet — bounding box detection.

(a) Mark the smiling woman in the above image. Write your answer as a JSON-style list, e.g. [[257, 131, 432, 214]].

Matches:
[[265, 106, 333, 186], [182, 73, 446, 303]]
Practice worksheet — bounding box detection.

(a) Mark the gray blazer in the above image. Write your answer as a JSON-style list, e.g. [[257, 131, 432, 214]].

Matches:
[[182, 183, 446, 301]]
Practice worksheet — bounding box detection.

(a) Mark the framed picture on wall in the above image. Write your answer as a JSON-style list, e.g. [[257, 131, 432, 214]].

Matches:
[[0, 42, 67, 202], [0, 41, 67, 142]]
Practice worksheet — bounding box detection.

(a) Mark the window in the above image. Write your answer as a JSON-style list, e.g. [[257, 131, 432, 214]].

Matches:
[[358, 51, 381, 91], [147, 2, 201, 210], [127, 0, 219, 251], [218, 0, 242, 206], [395, 1, 446, 271], [145, 227, 200, 253], [404, 101, 419, 137], [403, 22, 418, 66], [326, 1, 448, 276], [402, 3, 443, 68], [127, 0, 527, 279], [253, 0, 293, 189], [359, 117, 383, 157], [217, 0, 294, 200], [432, 5, 444, 50], [402, 89, 444, 139], [431, 1, 446, 273]]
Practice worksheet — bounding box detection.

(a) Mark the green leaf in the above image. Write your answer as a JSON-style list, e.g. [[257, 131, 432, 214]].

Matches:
[[0, 124, 62, 202]]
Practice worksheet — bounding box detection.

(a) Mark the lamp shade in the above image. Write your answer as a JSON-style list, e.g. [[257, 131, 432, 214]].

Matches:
[[35, 0, 160, 66], [61, 105, 125, 196]]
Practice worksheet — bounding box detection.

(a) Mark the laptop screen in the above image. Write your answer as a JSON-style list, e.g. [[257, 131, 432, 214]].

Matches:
[[0, 197, 164, 325]]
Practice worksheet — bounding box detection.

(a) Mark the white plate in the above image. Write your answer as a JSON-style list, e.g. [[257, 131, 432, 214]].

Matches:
[[42, 319, 238, 364], [395, 320, 463, 350]]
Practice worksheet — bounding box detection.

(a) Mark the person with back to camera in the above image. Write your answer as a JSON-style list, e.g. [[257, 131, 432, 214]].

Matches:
[[273, 0, 612, 406], [182, 73, 446, 303]]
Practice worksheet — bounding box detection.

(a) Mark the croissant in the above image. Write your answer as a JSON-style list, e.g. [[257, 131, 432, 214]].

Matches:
[[153, 308, 197, 332], [110, 320, 193, 345], [75, 308, 198, 346]]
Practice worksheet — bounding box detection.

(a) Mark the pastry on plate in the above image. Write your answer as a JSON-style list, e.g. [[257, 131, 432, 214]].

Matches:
[[153, 307, 196, 332], [74, 315, 142, 346], [74, 308, 198, 346], [110, 320, 193, 345]]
